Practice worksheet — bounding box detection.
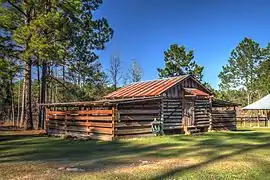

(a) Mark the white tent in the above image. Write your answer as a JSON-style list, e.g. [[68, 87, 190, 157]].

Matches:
[[242, 94, 270, 110]]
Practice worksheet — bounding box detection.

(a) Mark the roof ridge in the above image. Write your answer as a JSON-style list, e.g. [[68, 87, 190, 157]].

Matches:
[[129, 74, 189, 85]]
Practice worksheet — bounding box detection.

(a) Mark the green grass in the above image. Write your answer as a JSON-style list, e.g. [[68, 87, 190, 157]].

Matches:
[[1, 128, 270, 180]]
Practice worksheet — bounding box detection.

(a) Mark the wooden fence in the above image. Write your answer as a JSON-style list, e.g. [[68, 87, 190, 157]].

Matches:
[[46, 99, 161, 140], [46, 107, 115, 141], [236, 117, 270, 128]]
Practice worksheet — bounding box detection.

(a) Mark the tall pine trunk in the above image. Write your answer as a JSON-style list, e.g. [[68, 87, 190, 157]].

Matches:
[[38, 62, 47, 129], [20, 70, 26, 127], [25, 60, 33, 129], [10, 78, 15, 126], [17, 79, 21, 126]]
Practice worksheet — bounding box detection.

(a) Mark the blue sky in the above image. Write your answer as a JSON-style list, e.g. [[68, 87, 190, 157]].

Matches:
[[94, 0, 270, 89]]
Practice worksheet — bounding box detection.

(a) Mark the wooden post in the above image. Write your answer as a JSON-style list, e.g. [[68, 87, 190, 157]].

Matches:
[[112, 105, 116, 140], [208, 96, 213, 132], [268, 112, 270, 127], [257, 113, 260, 127], [45, 107, 49, 133], [65, 106, 67, 135]]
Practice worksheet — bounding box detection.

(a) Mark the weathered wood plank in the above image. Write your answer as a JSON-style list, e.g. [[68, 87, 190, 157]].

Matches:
[[120, 115, 157, 121], [48, 109, 113, 115], [119, 109, 159, 115], [49, 115, 112, 121], [115, 128, 152, 135], [115, 122, 151, 128]]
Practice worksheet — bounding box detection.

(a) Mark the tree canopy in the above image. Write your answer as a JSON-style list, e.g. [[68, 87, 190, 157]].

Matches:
[[218, 37, 266, 105], [157, 44, 204, 81]]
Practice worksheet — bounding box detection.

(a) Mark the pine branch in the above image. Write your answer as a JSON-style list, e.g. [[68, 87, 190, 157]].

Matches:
[[7, 0, 27, 17]]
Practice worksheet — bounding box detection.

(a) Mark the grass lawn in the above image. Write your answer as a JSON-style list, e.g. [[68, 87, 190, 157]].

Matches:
[[1, 128, 270, 180]]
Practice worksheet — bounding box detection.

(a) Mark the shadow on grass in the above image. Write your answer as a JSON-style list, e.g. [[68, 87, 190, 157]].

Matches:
[[1, 129, 270, 174], [150, 142, 270, 180]]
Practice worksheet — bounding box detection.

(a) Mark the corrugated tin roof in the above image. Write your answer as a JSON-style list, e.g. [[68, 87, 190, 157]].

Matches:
[[104, 75, 189, 99], [40, 96, 162, 107], [242, 94, 270, 110], [184, 88, 209, 96]]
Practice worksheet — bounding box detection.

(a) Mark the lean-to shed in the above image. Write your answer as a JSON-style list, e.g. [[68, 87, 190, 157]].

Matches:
[[43, 75, 238, 140]]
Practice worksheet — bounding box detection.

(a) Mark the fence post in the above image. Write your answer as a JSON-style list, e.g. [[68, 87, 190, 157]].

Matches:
[[208, 96, 213, 132], [112, 105, 116, 140], [45, 107, 49, 133], [65, 106, 67, 135]]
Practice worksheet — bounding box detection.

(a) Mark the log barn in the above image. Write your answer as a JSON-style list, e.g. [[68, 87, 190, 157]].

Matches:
[[43, 75, 238, 140]]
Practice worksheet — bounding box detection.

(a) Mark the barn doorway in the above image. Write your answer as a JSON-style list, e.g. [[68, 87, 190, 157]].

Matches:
[[183, 99, 195, 127]]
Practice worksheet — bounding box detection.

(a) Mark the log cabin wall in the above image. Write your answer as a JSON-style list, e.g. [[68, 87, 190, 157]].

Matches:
[[162, 98, 183, 131], [194, 97, 210, 129], [212, 108, 236, 130], [115, 99, 161, 138], [163, 83, 183, 131]]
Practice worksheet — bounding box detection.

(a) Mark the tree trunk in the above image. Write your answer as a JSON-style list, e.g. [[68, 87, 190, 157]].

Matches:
[[17, 79, 21, 126], [10, 78, 15, 126], [20, 69, 26, 127], [38, 62, 47, 129], [25, 60, 33, 130], [62, 65, 65, 83], [51, 66, 54, 103]]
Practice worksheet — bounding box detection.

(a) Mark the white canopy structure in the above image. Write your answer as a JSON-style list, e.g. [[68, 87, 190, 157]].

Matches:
[[242, 94, 270, 110]]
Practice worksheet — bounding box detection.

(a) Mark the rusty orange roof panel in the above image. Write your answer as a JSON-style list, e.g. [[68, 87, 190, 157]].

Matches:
[[104, 75, 189, 99], [184, 88, 209, 96]]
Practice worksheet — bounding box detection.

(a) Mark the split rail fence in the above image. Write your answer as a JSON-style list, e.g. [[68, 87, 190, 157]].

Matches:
[[236, 116, 270, 128]]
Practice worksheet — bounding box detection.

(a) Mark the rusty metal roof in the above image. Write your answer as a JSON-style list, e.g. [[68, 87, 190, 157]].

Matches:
[[184, 88, 209, 96], [104, 75, 189, 99]]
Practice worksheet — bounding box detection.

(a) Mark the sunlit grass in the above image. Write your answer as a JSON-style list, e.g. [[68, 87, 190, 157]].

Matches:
[[1, 128, 270, 180]]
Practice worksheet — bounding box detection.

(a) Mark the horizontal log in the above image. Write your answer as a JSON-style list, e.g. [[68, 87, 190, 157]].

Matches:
[[196, 120, 209, 124], [164, 119, 182, 123], [48, 121, 66, 125], [120, 115, 157, 121], [195, 114, 209, 118], [212, 110, 235, 114], [212, 117, 235, 120], [66, 121, 113, 128], [163, 122, 181, 126], [115, 128, 152, 135], [163, 105, 181, 108], [118, 105, 160, 109], [164, 116, 182, 120], [195, 111, 208, 115], [66, 126, 88, 132], [49, 115, 113, 121], [195, 109, 209, 112], [195, 124, 209, 127], [163, 126, 181, 130], [115, 122, 151, 128], [48, 109, 113, 115], [119, 109, 159, 115], [212, 122, 236, 127], [163, 99, 182, 102], [48, 125, 65, 131], [195, 117, 209, 120]]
